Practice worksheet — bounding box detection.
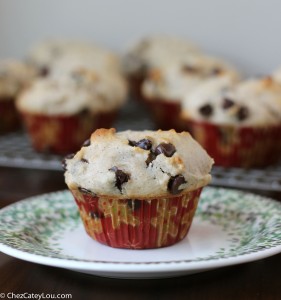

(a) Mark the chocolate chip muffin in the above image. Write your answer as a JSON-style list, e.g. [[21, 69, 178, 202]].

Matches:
[[141, 54, 239, 130], [0, 60, 36, 134], [27, 39, 120, 77], [16, 69, 128, 154], [64, 128, 213, 249], [122, 35, 199, 100], [181, 76, 281, 167]]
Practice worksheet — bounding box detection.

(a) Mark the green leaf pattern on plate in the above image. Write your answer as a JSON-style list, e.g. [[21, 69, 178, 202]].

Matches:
[[0, 188, 281, 263]]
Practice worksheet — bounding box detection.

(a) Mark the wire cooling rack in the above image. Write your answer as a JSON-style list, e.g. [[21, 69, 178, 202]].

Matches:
[[0, 100, 281, 192]]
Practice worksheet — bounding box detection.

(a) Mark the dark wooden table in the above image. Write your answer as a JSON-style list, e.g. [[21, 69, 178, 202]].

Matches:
[[0, 166, 280, 300]]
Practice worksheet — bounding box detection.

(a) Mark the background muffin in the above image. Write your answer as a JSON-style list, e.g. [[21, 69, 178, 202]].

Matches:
[[0, 60, 36, 134], [122, 35, 199, 99], [27, 39, 120, 77], [64, 128, 213, 249], [181, 76, 281, 167], [141, 54, 239, 130], [16, 70, 128, 154], [123, 35, 239, 131]]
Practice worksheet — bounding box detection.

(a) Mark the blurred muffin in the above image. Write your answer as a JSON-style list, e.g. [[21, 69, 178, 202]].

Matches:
[[141, 54, 239, 131], [16, 69, 127, 154], [0, 60, 36, 134], [122, 35, 199, 99], [27, 39, 120, 76], [64, 128, 213, 249], [181, 76, 281, 167], [50, 50, 121, 77]]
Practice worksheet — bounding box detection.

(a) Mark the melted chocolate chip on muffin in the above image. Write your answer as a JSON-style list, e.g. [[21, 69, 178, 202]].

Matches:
[[168, 175, 187, 195], [109, 166, 130, 192], [237, 106, 249, 121], [155, 143, 176, 157], [129, 139, 152, 150], [199, 104, 213, 117], [145, 152, 157, 166], [222, 98, 235, 109]]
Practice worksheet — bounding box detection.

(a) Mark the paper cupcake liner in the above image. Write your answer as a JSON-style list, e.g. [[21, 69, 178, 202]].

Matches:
[[0, 98, 21, 134], [70, 188, 203, 249], [186, 120, 281, 167], [20, 111, 117, 154], [144, 97, 184, 131]]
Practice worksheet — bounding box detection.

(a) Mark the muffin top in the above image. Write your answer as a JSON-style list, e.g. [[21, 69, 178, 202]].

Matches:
[[182, 76, 281, 126], [0, 60, 37, 99], [64, 128, 213, 198], [123, 35, 199, 76], [50, 51, 121, 77], [16, 69, 128, 115], [142, 54, 239, 101], [27, 39, 119, 75]]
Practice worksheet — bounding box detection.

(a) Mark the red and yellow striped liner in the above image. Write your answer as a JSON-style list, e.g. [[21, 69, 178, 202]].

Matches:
[[185, 120, 281, 168], [70, 187, 203, 249], [20, 111, 117, 154]]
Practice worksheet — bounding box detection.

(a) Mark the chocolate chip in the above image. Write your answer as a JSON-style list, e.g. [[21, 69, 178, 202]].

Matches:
[[237, 106, 249, 121], [39, 66, 49, 77], [211, 68, 222, 75], [222, 98, 235, 109], [62, 153, 75, 171], [155, 143, 176, 157], [127, 199, 142, 211], [83, 139, 91, 147], [145, 152, 157, 166], [137, 139, 152, 150], [79, 108, 89, 116], [168, 175, 187, 195], [78, 187, 96, 197], [81, 158, 89, 163], [129, 139, 152, 150], [199, 104, 213, 117], [182, 65, 198, 73], [128, 140, 136, 146], [109, 166, 130, 192], [90, 211, 104, 219]]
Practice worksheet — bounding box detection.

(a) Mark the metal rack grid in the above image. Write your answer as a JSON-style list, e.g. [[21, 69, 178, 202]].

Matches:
[[0, 100, 280, 192]]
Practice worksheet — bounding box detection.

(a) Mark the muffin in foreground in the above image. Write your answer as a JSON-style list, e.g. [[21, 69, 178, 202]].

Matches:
[[64, 128, 213, 249], [181, 76, 281, 167]]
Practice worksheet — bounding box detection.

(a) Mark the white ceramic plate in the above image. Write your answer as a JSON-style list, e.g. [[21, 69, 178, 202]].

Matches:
[[0, 187, 281, 279]]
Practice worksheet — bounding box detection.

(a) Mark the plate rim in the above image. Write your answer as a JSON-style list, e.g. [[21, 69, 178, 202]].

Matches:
[[0, 241, 280, 274]]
